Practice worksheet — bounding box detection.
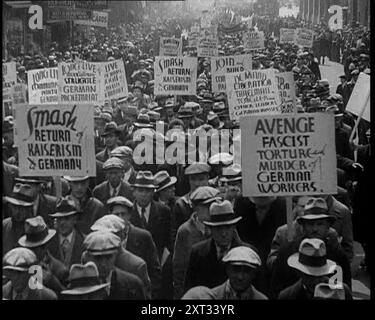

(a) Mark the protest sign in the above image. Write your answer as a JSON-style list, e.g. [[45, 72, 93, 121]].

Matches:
[[102, 59, 128, 100], [243, 31, 265, 51], [197, 32, 218, 57], [75, 10, 109, 29], [275, 72, 297, 114], [226, 69, 281, 121], [12, 83, 27, 105], [159, 37, 183, 56], [58, 61, 102, 104], [295, 28, 315, 48], [201, 10, 213, 29], [240, 113, 337, 197], [14, 104, 96, 177], [154, 56, 197, 95], [3, 62, 17, 104], [28, 68, 58, 105], [211, 54, 252, 92], [279, 28, 296, 43], [188, 25, 200, 48], [346, 72, 370, 122]]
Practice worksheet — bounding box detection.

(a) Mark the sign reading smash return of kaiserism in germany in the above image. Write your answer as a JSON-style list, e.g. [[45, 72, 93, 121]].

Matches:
[[240, 113, 337, 197], [226, 69, 281, 120], [58, 61, 102, 104], [28, 68, 59, 104], [154, 56, 197, 95], [14, 104, 96, 177], [211, 54, 253, 93]]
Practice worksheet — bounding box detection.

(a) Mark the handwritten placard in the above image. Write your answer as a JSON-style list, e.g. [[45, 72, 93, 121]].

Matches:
[[243, 31, 265, 51], [3, 62, 17, 103], [159, 37, 183, 56], [102, 59, 128, 100], [28, 68, 59, 105], [276, 72, 297, 114], [295, 28, 315, 48], [279, 28, 296, 43]]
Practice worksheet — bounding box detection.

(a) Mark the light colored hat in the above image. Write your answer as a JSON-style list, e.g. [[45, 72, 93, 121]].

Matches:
[[297, 197, 335, 224], [131, 171, 156, 189], [18, 216, 56, 248], [314, 283, 345, 300], [83, 231, 121, 256], [107, 196, 133, 209], [287, 238, 336, 276], [61, 262, 109, 296], [63, 176, 90, 182], [185, 162, 210, 175], [154, 171, 177, 192], [190, 186, 220, 205], [208, 152, 233, 166], [103, 157, 124, 171], [110, 146, 133, 158], [181, 286, 215, 300], [3, 248, 37, 272], [221, 164, 242, 183], [90, 215, 126, 234], [222, 246, 261, 268], [204, 200, 242, 227], [3, 184, 35, 207]]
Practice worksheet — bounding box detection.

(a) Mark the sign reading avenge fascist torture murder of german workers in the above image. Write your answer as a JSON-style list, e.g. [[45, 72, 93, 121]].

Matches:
[[240, 113, 337, 197], [15, 104, 96, 177]]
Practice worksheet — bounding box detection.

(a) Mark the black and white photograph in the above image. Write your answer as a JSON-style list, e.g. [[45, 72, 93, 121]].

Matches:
[[1, 0, 371, 305]]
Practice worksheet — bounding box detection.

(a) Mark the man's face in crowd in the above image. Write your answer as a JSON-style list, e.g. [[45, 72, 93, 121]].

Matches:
[[226, 264, 256, 293], [302, 219, 330, 240], [225, 182, 242, 202], [133, 187, 154, 207], [182, 116, 192, 129], [118, 102, 129, 113], [5, 270, 30, 293], [115, 156, 132, 172], [106, 168, 124, 188], [133, 88, 143, 98], [293, 196, 311, 219], [3, 131, 14, 148], [210, 224, 235, 248], [195, 203, 211, 223], [340, 77, 346, 84], [55, 215, 77, 237], [159, 185, 176, 202], [189, 173, 209, 192], [85, 253, 116, 280], [69, 180, 89, 199], [104, 133, 118, 148], [10, 204, 33, 223], [94, 119, 106, 133], [111, 205, 132, 224]]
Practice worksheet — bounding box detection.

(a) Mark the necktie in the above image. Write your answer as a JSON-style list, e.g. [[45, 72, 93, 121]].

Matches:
[[61, 238, 70, 262], [111, 187, 117, 198], [141, 207, 147, 228]]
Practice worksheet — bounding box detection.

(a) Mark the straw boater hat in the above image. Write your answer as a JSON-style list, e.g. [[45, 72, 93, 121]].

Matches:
[[61, 262, 109, 296], [49, 198, 80, 219], [131, 171, 156, 189], [297, 198, 336, 224], [3, 248, 37, 272], [287, 238, 336, 277], [222, 246, 262, 269], [18, 216, 56, 248], [204, 200, 242, 227]]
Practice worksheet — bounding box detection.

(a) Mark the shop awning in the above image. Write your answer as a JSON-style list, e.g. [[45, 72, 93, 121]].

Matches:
[[4, 1, 32, 9]]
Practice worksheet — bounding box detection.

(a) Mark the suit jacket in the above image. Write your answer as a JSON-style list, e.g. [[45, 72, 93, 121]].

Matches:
[[130, 201, 172, 258], [184, 235, 253, 294], [2, 218, 25, 256], [48, 229, 85, 269], [171, 194, 193, 247], [125, 223, 162, 299], [2, 281, 57, 300], [107, 267, 146, 300], [93, 180, 134, 210], [211, 281, 268, 300], [96, 148, 111, 163], [173, 214, 210, 299], [115, 246, 151, 299]]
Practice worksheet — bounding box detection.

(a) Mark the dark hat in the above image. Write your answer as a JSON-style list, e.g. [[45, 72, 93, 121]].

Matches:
[[190, 186, 220, 205], [14, 177, 46, 184], [297, 198, 336, 224], [49, 198, 79, 218], [154, 171, 177, 192], [177, 105, 194, 118], [101, 122, 121, 137], [131, 171, 156, 189], [3, 184, 35, 207], [18, 216, 56, 248], [134, 114, 153, 128]]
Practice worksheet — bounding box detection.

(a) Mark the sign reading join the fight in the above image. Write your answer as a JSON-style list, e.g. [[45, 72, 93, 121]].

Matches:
[[240, 113, 337, 197], [15, 104, 96, 177]]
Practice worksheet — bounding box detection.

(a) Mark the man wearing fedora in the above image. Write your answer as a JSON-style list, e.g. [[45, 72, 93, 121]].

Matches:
[[278, 238, 352, 300], [90, 214, 151, 299], [210, 246, 268, 300], [184, 200, 254, 294], [172, 162, 211, 247], [110, 146, 137, 184], [173, 186, 220, 299], [61, 262, 109, 300], [96, 122, 122, 164], [3, 185, 34, 255], [64, 176, 106, 235], [18, 216, 69, 295], [107, 196, 162, 300], [93, 157, 134, 211], [81, 230, 146, 300], [154, 170, 177, 212], [48, 198, 85, 269], [3, 248, 57, 300], [270, 198, 352, 298]]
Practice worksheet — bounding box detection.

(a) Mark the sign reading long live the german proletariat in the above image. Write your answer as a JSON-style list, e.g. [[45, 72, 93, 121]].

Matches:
[[58, 61, 102, 104], [240, 113, 337, 197], [154, 56, 197, 95], [15, 104, 96, 177], [226, 69, 281, 121]]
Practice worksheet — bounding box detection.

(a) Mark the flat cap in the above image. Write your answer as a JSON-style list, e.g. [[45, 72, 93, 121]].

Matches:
[[3, 248, 37, 272], [90, 215, 125, 234], [185, 162, 210, 175], [110, 146, 133, 158], [190, 186, 220, 205], [103, 157, 124, 170], [107, 196, 133, 209], [83, 231, 120, 255], [222, 246, 261, 268]]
